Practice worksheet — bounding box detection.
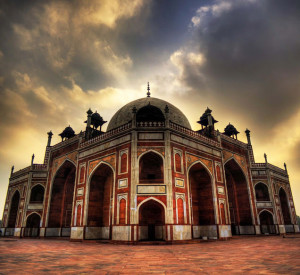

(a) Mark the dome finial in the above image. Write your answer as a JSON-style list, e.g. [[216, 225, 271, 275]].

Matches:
[[147, 82, 150, 97]]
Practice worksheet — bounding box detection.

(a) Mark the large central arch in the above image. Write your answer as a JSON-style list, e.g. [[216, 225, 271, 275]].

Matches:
[[225, 159, 253, 235], [86, 163, 114, 240], [47, 160, 76, 237], [139, 151, 164, 184], [259, 210, 276, 234], [6, 190, 20, 236], [138, 198, 165, 241], [279, 188, 294, 233], [188, 162, 215, 239], [24, 213, 41, 237]]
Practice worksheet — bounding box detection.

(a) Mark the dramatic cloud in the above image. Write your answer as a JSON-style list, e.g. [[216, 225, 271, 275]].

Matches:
[[0, 0, 299, 216], [171, 0, 300, 137]]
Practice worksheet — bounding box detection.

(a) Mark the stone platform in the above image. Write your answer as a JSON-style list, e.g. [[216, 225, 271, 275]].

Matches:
[[0, 235, 300, 274]]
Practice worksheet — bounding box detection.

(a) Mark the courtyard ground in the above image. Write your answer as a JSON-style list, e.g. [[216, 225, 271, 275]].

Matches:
[[0, 235, 299, 274]]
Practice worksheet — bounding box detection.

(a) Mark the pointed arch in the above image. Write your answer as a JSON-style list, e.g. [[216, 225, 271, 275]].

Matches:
[[138, 198, 166, 241], [279, 187, 292, 225], [138, 150, 164, 184], [24, 212, 41, 237], [47, 159, 76, 233], [225, 158, 253, 234], [86, 162, 114, 238], [137, 197, 167, 213], [26, 211, 42, 220], [30, 184, 45, 203], [7, 190, 20, 228], [255, 182, 270, 201], [259, 209, 276, 234], [84, 160, 116, 230], [187, 159, 213, 178], [259, 209, 274, 220], [138, 149, 165, 162], [188, 161, 216, 230]]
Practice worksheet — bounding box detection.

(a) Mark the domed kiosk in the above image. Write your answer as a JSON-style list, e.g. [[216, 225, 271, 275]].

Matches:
[[1, 90, 299, 241]]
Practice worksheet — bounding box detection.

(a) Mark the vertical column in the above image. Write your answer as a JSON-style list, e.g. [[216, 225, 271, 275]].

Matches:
[[164, 106, 173, 228], [130, 107, 138, 225]]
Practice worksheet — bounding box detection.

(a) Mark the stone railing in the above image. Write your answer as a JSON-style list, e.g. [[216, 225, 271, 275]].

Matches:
[[267, 163, 287, 175], [220, 133, 248, 148], [11, 166, 31, 178], [31, 164, 48, 170], [170, 121, 221, 148], [51, 134, 81, 151], [11, 164, 48, 178], [251, 162, 287, 175], [80, 122, 132, 148], [136, 121, 165, 127], [251, 163, 266, 168]]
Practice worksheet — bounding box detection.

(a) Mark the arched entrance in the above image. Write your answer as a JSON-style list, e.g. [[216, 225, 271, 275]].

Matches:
[[189, 162, 215, 239], [139, 151, 164, 184], [225, 159, 253, 235], [47, 160, 76, 237], [139, 199, 165, 241], [259, 211, 276, 234], [255, 183, 270, 201], [7, 191, 20, 235], [30, 185, 45, 203], [86, 163, 113, 240], [136, 105, 165, 122], [279, 188, 293, 233], [24, 213, 41, 237]]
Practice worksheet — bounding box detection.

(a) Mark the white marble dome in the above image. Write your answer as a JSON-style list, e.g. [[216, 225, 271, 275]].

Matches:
[[107, 97, 191, 131]]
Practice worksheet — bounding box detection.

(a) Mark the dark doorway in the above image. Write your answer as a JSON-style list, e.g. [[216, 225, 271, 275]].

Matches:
[[225, 159, 253, 234], [7, 191, 20, 228], [139, 200, 165, 241], [48, 160, 76, 237], [87, 163, 113, 239], [189, 163, 214, 227], [24, 213, 41, 237], [30, 185, 45, 203], [139, 152, 164, 184], [255, 183, 270, 201], [259, 211, 276, 234], [136, 105, 165, 122], [279, 188, 294, 233]]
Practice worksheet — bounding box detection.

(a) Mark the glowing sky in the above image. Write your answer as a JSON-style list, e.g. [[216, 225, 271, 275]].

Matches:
[[0, 0, 300, 218]]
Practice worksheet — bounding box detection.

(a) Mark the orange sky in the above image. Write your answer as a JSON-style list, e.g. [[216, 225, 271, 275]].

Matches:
[[0, 0, 299, 218]]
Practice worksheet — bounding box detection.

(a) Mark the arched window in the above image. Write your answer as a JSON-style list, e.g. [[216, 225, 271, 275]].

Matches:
[[136, 105, 165, 122], [175, 153, 182, 172], [119, 199, 126, 225], [220, 203, 226, 224], [216, 165, 222, 182], [76, 204, 82, 226], [255, 183, 270, 201], [139, 199, 165, 241], [177, 198, 184, 224], [87, 163, 113, 231], [139, 152, 164, 184], [120, 153, 127, 173], [48, 161, 76, 230], [30, 185, 45, 203], [7, 191, 20, 228], [79, 166, 85, 183], [279, 188, 292, 225], [189, 162, 215, 227], [225, 159, 252, 229]]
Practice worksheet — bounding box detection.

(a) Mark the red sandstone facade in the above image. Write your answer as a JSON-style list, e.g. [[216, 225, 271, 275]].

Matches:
[[1, 96, 299, 241]]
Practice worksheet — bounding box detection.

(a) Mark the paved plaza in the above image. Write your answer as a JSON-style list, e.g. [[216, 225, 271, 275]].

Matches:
[[0, 235, 300, 274]]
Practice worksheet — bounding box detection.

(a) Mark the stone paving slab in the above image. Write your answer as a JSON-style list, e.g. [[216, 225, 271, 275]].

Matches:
[[0, 235, 299, 274]]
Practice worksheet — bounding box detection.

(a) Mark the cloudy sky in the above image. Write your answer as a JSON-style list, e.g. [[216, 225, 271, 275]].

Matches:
[[0, 0, 300, 217]]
